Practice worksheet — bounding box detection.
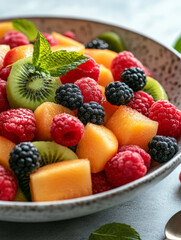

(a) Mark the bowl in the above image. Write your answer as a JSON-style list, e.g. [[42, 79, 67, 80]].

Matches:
[[0, 16, 181, 222]]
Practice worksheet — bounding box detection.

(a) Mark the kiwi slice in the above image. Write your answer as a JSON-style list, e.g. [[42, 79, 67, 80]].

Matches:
[[19, 141, 78, 201], [97, 31, 125, 52], [143, 76, 168, 101], [6, 57, 61, 111]]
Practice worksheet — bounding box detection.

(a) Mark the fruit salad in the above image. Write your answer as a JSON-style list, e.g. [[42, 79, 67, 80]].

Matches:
[[0, 19, 180, 202]]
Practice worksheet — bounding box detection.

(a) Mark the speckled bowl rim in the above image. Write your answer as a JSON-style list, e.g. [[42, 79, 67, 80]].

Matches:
[[0, 16, 180, 209]]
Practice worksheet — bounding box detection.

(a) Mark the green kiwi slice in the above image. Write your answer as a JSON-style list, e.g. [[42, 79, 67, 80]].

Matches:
[[97, 31, 125, 52], [19, 141, 78, 201], [6, 57, 61, 111], [142, 76, 168, 101]]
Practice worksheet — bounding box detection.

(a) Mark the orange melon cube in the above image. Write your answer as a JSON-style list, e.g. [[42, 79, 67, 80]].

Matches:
[[97, 65, 114, 87], [52, 32, 84, 48], [51, 44, 85, 54], [0, 45, 10, 69], [30, 159, 92, 202], [84, 49, 117, 69], [34, 102, 75, 141], [106, 106, 158, 151], [76, 123, 118, 173], [0, 22, 14, 38], [0, 136, 16, 168]]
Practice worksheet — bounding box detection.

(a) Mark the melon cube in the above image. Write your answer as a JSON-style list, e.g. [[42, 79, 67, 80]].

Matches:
[[0, 136, 15, 168], [30, 159, 92, 202]]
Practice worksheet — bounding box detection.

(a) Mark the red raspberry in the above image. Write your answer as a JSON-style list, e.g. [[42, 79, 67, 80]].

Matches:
[[0, 165, 18, 201], [60, 55, 100, 84], [0, 79, 10, 112], [0, 66, 12, 81], [75, 77, 102, 103], [63, 31, 79, 42], [179, 172, 181, 183], [0, 31, 29, 49], [111, 51, 144, 81], [143, 66, 154, 78], [0, 108, 36, 144], [91, 171, 113, 194], [43, 33, 59, 47], [128, 91, 154, 117], [148, 100, 181, 138], [118, 145, 151, 170], [105, 151, 147, 187], [50, 113, 84, 146]]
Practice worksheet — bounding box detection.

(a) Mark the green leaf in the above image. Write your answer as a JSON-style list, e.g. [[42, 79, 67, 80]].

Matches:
[[32, 32, 51, 67], [45, 50, 89, 77], [173, 35, 181, 53], [12, 19, 37, 42], [89, 223, 142, 240]]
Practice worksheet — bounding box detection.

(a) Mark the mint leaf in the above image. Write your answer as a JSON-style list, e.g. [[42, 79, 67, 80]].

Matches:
[[12, 19, 37, 42], [40, 50, 89, 77], [32, 32, 51, 68], [89, 223, 141, 240], [173, 35, 181, 53]]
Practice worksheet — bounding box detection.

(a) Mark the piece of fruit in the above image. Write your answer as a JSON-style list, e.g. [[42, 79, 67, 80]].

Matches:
[[0, 79, 10, 113], [84, 49, 117, 69], [63, 31, 79, 41], [0, 45, 10, 69], [51, 44, 85, 54], [142, 76, 168, 101], [76, 123, 118, 173], [0, 66, 11, 81], [0, 22, 14, 38], [106, 105, 158, 151], [52, 32, 84, 48], [6, 57, 61, 111], [85, 39, 109, 50], [0, 136, 15, 168], [97, 31, 125, 52], [34, 102, 75, 141], [97, 65, 114, 87], [0, 31, 29, 49], [91, 171, 113, 194], [42, 33, 59, 47], [30, 159, 92, 201], [3, 44, 33, 67], [14, 187, 27, 202]]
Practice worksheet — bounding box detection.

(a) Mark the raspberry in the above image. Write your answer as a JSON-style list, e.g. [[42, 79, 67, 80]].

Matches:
[[111, 51, 144, 82], [148, 135, 179, 163], [0, 31, 29, 49], [43, 33, 59, 47], [148, 100, 181, 138], [63, 31, 79, 41], [85, 39, 109, 50], [105, 151, 147, 187], [179, 172, 181, 183], [74, 77, 102, 103], [9, 142, 41, 178], [0, 165, 18, 201], [105, 81, 134, 106], [60, 55, 100, 84], [143, 66, 154, 78], [91, 171, 113, 194], [0, 66, 12, 81], [0, 108, 36, 144], [121, 67, 146, 91], [0, 79, 10, 112], [55, 83, 83, 110], [78, 101, 105, 125], [128, 91, 154, 116], [118, 145, 151, 170], [50, 113, 84, 146]]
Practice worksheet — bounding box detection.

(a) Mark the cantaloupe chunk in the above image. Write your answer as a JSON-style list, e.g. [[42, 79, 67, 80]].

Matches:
[[51, 44, 85, 54], [52, 32, 84, 48], [0, 45, 10, 69], [97, 65, 114, 87], [34, 102, 75, 141], [30, 159, 92, 202], [76, 123, 118, 173], [106, 106, 158, 151], [0, 136, 15, 168], [0, 22, 14, 38], [84, 49, 117, 69]]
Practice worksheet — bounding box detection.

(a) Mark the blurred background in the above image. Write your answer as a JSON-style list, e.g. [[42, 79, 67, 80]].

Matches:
[[0, 0, 180, 47]]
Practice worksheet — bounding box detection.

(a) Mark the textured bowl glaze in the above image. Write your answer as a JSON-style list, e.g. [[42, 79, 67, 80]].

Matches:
[[0, 17, 180, 222]]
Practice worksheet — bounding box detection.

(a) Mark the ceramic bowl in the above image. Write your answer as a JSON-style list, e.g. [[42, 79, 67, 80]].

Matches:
[[0, 17, 181, 222]]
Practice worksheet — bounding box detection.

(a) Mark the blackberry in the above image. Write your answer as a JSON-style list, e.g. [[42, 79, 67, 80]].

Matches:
[[85, 39, 109, 50], [9, 142, 41, 178], [148, 135, 179, 163], [78, 101, 105, 125], [55, 84, 83, 110], [121, 67, 146, 91], [105, 81, 134, 106]]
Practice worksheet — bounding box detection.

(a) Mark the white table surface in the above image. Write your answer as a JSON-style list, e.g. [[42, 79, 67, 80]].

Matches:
[[0, 0, 181, 239]]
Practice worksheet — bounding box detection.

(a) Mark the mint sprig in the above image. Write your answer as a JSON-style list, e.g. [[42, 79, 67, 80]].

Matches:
[[173, 35, 181, 53], [32, 32, 89, 77], [89, 223, 141, 240], [12, 19, 37, 42]]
